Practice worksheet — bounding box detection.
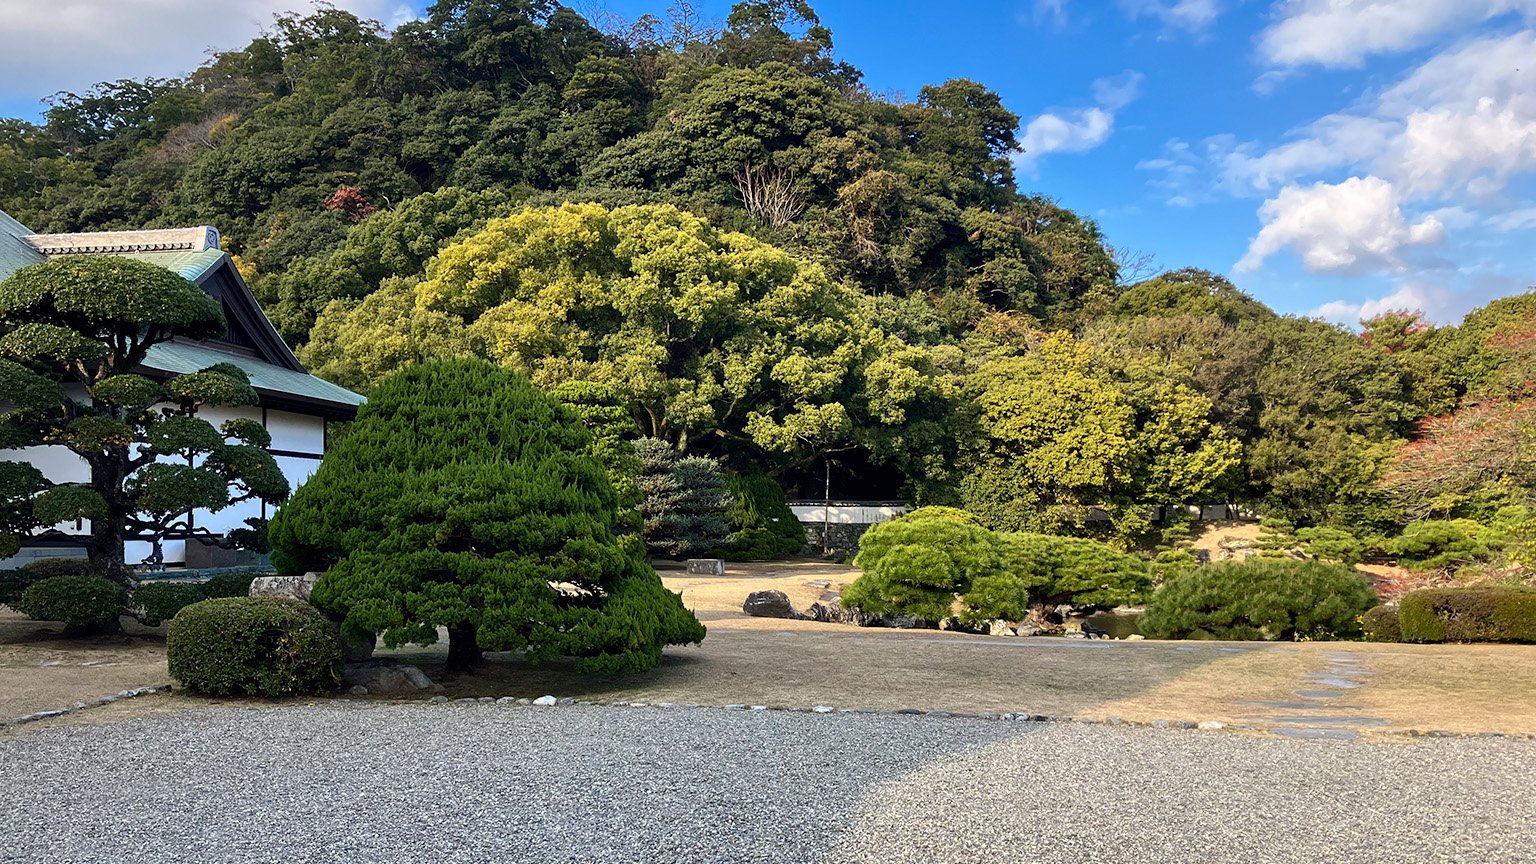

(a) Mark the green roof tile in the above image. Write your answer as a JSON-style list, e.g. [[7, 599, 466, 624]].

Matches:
[[0, 210, 45, 282], [143, 341, 365, 409], [119, 248, 228, 283]]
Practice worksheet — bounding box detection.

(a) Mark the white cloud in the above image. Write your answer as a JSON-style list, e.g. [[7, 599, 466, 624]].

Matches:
[[1032, 0, 1069, 28], [1220, 115, 1396, 194], [1258, 0, 1536, 68], [1311, 281, 1457, 325], [1142, 30, 1536, 281], [0, 0, 415, 103], [1016, 71, 1143, 174], [1236, 176, 1446, 275], [1392, 98, 1536, 197], [1490, 207, 1536, 231], [1120, 0, 1222, 33]]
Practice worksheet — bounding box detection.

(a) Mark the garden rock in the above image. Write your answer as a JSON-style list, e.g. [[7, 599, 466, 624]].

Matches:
[[988, 620, 1016, 637], [248, 573, 320, 603], [341, 661, 442, 695], [340, 628, 376, 663], [686, 558, 726, 576], [743, 590, 800, 619], [807, 597, 879, 627]]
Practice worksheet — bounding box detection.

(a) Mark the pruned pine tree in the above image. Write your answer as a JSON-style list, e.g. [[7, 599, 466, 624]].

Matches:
[[269, 360, 705, 673]]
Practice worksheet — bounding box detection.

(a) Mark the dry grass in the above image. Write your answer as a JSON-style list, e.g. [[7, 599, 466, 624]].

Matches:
[[5, 560, 1536, 737], [0, 610, 169, 720]]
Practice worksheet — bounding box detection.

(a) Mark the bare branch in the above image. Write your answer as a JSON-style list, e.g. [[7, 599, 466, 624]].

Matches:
[[735, 161, 806, 231]]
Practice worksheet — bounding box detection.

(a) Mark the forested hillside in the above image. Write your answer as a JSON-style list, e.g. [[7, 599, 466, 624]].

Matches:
[[4, 0, 1535, 564]]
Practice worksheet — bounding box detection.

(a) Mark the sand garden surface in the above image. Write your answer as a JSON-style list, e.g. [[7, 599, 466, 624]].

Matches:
[[4, 559, 1536, 738]]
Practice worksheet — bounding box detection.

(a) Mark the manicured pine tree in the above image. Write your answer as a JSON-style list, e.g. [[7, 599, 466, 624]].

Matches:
[[268, 360, 705, 672], [0, 256, 289, 579]]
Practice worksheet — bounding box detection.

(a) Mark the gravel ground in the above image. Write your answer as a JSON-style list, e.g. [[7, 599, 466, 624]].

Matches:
[[2, 704, 1532, 864]]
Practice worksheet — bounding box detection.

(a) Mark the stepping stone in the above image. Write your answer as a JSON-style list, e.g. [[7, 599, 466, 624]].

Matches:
[[1304, 674, 1366, 688], [1293, 689, 1349, 699], [1263, 715, 1392, 727], [1270, 727, 1359, 741], [1241, 699, 1345, 710]]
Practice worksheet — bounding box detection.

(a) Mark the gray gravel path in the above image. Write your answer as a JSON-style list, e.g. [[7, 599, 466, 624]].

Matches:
[[1, 704, 1531, 864]]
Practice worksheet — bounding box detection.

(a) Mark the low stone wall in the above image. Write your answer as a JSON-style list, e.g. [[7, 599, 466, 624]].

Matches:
[[799, 521, 878, 556]]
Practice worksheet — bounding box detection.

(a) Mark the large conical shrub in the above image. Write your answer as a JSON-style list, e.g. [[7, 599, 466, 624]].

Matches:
[[269, 359, 705, 673]]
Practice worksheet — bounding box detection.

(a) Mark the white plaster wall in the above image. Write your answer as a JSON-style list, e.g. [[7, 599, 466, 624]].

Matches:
[[791, 505, 908, 525], [4, 404, 331, 567], [266, 410, 324, 454]]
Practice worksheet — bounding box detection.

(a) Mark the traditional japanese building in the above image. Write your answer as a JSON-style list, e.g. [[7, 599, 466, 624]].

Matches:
[[0, 210, 364, 567]]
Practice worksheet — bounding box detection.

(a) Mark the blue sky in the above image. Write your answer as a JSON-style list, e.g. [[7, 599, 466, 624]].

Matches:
[[2, 0, 1534, 324]]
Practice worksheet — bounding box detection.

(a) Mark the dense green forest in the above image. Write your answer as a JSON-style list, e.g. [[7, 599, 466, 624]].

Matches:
[[4, 0, 1535, 564]]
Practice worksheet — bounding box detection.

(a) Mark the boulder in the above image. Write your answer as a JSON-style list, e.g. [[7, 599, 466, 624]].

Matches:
[[341, 661, 442, 695], [686, 558, 726, 576], [988, 620, 1016, 637], [743, 590, 799, 619], [248, 572, 320, 602]]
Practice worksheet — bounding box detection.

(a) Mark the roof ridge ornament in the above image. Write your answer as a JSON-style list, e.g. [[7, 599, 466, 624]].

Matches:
[[22, 226, 220, 256]]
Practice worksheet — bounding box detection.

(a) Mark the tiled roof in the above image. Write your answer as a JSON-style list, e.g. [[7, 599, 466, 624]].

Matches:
[[0, 210, 45, 282], [119, 248, 228, 283], [144, 341, 365, 409], [0, 209, 364, 414], [23, 226, 220, 255]]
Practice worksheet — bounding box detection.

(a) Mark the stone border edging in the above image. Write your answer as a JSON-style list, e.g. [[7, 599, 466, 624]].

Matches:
[[0, 684, 171, 729], [412, 694, 1536, 742]]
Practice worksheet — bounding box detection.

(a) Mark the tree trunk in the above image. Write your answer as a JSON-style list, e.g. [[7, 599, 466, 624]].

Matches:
[[446, 622, 483, 672], [87, 500, 131, 585]]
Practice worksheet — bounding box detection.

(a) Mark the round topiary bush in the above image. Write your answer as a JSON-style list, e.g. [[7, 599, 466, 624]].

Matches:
[[133, 581, 204, 626], [167, 597, 341, 697], [1140, 558, 1377, 641], [1, 557, 97, 607], [1361, 604, 1401, 642], [16, 574, 127, 630]]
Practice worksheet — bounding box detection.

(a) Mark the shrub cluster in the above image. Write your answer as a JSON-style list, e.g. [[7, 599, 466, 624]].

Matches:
[[167, 597, 341, 696], [3, 559, 266, 630], [0, 557, 96, 605], [843, 507, 1151, 626], [16, 573, 128, 630], [1360, 605, 1401, 642], [1140, 558, 1377, 641], [1397, 587, 1536, 643]]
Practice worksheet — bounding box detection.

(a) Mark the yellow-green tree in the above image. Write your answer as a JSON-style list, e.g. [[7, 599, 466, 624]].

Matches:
[[303, 202, 944, 472], [958, 332, 1240, 540]]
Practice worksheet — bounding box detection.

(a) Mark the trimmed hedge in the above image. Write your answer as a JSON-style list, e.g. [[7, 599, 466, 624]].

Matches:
[[199, 571, 259, 599], [1397, 587, 1536, 643], [167, 597, 341, 697], [1361, 605, 1401, 643], [1140, 558, 1377, 641], [1, 557, 96, 606], [16, 574, 128, 629], [134, 582, 204, 626]]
